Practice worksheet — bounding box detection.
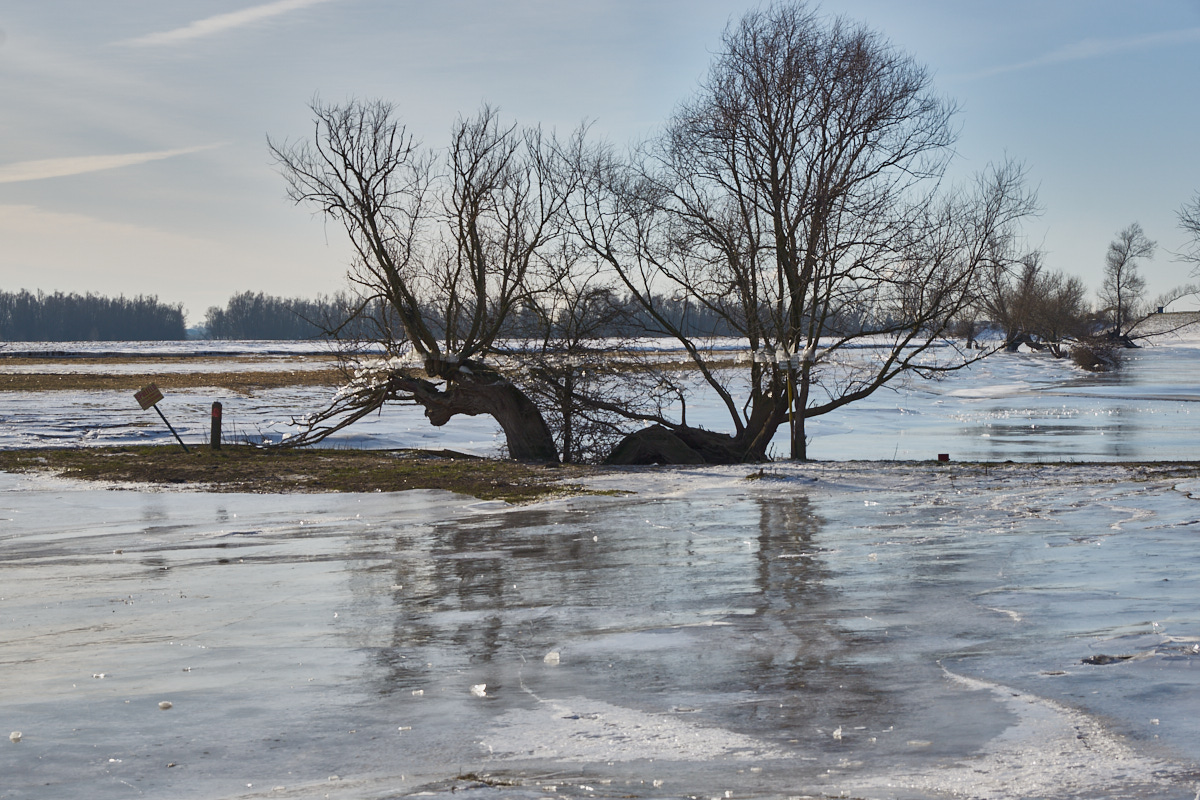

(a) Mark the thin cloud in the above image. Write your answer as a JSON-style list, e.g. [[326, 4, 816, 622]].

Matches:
[[0, 144, 223, 184], [967, 26, 1200, 80], [119, 0, 337, 47]]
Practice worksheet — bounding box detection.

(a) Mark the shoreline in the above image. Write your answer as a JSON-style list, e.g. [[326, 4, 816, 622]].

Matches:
[[1, 444, 1197, 500]]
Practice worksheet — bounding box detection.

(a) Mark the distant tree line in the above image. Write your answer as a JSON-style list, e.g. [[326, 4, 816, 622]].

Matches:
[[203, 291, 347, 340], [0, 290, 185, 341], [203, 289, 760, 341]]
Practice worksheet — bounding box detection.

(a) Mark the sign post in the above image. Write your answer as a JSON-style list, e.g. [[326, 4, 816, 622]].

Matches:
[[134, 384, 190, 453], [210, 402, 222, 450]]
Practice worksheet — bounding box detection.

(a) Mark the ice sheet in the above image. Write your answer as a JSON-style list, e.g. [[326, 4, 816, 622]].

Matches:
[[4, 340, 1197, 460], [4, 463, 1200, 799]]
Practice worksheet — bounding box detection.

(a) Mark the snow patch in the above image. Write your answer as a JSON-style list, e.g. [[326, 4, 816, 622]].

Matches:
[[482, 697, 787, 762], [855, 669, 1179, 799]]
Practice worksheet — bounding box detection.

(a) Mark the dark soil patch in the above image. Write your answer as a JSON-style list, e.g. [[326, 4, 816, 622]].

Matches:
[[0, 445, 594, 503]]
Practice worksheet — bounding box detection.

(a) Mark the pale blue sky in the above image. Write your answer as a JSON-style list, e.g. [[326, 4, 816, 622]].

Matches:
[[2, 0, 1198, 323]]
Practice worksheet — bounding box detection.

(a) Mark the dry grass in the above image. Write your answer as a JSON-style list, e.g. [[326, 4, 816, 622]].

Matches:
[[0, 369, 343, 393], [0, 445, 595, 503], [0, 354, 344, 393]]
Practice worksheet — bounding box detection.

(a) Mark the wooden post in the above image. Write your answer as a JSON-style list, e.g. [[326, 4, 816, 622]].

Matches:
[[153, 405, 189, 453], [211, 402, 222, 450]]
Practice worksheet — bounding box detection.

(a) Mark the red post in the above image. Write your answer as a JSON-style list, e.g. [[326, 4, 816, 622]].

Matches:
[[211, 402, 223, 450]]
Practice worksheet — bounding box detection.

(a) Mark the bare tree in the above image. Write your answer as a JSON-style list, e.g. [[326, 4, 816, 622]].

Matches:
[[564, 2, 1036, 461], [268, 100, 563, 460], [1179, 193, 1200, 274], [1099, 222, 1154, 337], [1029, 272, 1090, 356], [978, 252, 1090, 356]]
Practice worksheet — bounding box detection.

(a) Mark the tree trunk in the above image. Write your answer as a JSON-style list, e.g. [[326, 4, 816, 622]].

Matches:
[[560, 371, 574, 464], [609, 412, 788, 465], [394, 368, 560, 463], [793, 365, 811, 461]]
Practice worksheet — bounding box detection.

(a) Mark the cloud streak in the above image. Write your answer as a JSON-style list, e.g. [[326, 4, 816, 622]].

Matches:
[[968, 26, 1200, 80], [120, 0, 338, 47], [0, 144, 223, 184]]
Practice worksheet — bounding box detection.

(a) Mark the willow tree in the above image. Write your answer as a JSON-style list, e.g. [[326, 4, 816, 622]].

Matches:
[[565, 2, 1036, 461], [269, 101, 562, 460]]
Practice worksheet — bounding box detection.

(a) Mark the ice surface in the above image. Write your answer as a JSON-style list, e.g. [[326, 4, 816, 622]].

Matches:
[[3, 339, 1197, 460], [4, 462, 1200, 798], [867, 668, 1173, 799]]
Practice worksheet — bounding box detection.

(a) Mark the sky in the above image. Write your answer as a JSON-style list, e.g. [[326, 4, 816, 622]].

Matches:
[[1, 0, 1199, 326]]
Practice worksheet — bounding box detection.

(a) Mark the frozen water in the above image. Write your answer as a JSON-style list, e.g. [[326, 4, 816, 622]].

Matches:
[[3, 462, 1200, 798], [3, 336, 1200, 795], [2, 338, 1197, 460], [0, 385, 506, 454]]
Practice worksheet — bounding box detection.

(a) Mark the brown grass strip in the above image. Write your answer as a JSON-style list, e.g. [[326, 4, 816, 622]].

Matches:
[[0, 445, 594, 502], [0, 369, 344, 393]]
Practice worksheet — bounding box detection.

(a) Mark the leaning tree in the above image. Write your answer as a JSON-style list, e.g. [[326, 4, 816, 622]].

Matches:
[[269, 101, 566, 460], [564, 2, 1037, 461]]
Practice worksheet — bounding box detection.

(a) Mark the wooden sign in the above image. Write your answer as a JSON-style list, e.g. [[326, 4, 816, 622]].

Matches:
[[134, 383, 164, 410], [133, 383, 190, 453]]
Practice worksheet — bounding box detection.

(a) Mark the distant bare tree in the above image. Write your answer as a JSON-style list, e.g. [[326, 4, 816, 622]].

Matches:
[[564, 2, 1037, 461], [1150, 283, 1200, 313], [979, 253, 1090, 356], [1179, 193, 1200, 274], [1030, 272, 1090, 355], [1099, 222, 1154, 337]]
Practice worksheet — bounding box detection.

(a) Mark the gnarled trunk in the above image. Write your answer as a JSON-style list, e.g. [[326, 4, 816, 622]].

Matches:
[[394, 364, 559, 463]]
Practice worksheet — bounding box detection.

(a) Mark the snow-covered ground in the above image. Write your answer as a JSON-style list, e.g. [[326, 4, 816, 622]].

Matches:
[[3, 462, 1200, 799]]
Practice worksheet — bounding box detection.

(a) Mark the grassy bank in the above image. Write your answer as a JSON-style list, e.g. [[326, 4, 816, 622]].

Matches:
[[0, 355, 343, 393], [0, 445, 594, 503]]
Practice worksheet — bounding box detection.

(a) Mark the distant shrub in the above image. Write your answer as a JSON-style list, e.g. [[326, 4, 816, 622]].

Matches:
[[1071, 338, 1123, 372]]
